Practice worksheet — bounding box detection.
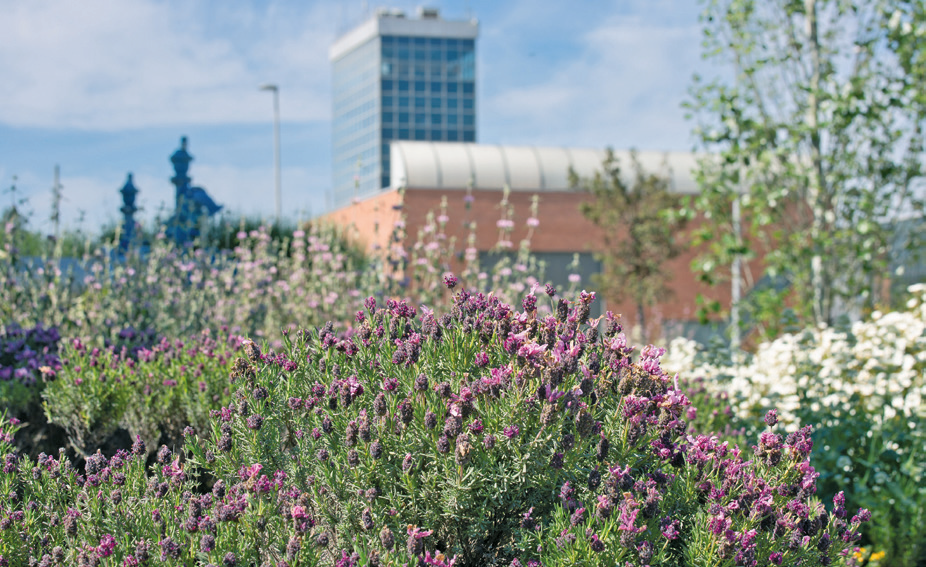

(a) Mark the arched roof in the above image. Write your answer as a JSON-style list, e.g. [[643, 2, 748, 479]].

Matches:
[[389, 141, 701, 194]]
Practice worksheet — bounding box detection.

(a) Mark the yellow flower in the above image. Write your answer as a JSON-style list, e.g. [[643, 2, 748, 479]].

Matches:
[[871, 550, 886, 561], [853, 548, 867, 562]]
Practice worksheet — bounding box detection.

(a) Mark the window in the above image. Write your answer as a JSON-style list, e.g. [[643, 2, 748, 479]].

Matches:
[[447, 97, 458, 109], [447, 114, 458, 125], [382, 175, 390, 188], [463, 98, 474, 110], [447, 83, 458, 94], [429, 37, 442, 48], [414, 65, 425, 79], [463, 115, 475, 126], [382, 112, 393, 123], [415, 97, 426, 108], [398, 129, 409, 139], [430, 49, 441, 62], [398, 112, 409, 124], [413, 37, 426, 46], [431, 130, 442, 140], [382, 128, 393, 138], [382, 95, 393, 107], [447, 131, 458, 141], [381, 62, 392, 77], [414, 50, 425, 61], [430, 82, 441, 93], [397, 48, 409, 59], [430, 97, 441, 109], [414, 129, 426, 140], [381, 79, 393, 91], [462, 82, 474, 95], [398, 80, 409, 92], [397, 36, 409, 45], [398, 96, 409, 107], [414, 81, 426, 92], [463, 131, 475, 142], [431, 114, 441, 125], [415, 113, 425, 124]]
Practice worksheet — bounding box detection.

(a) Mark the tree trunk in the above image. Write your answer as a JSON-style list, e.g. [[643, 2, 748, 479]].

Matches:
[[637, 301, 647, 344], [805, 0, 831, 325]]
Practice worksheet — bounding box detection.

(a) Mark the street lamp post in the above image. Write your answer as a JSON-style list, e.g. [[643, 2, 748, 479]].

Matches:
[[259, 84, 282, 223]]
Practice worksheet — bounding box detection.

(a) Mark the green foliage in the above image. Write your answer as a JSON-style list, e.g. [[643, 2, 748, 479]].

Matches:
[[574, 150, 687, 341], [686, 0, 926, 335]]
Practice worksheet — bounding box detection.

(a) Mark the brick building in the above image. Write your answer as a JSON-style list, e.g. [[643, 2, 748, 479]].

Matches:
[[322, 141, 742, 341]]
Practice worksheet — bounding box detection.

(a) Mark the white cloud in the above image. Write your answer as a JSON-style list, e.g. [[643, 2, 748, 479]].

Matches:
[[481, 4, 705, 151], [0, 0, 338, 129]]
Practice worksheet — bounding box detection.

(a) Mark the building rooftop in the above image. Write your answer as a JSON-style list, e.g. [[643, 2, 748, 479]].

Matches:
[[389, 141, 701, 194], [330, 8, 479, 62]]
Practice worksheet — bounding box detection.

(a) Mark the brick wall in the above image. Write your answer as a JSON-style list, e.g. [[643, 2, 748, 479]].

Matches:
[[321, 187, 759, 339]]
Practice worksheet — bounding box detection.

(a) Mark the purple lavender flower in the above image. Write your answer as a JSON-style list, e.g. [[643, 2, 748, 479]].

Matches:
[[361, 508, 374, 530], [406, 525, 433, 555], [549, 452, 564, 469], [398, 398, 413, 425], [159, 537, 181, 561], [373, 392, 387, 416], [286, 536, 301, 559], [503, 425, 520, 439], [132, 435, 146, 456], [402, 453, 414, 474], [222, 552, 237, 567], [370, 440, 383, 459], [246, 414, 263, 430], [380, 526, 395, 551], [765, 409, 779, 427], [589, 534, 605, 553], [443, 274, 458, 289]]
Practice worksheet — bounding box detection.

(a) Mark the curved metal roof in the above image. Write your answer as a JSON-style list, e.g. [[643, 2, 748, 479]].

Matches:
[[389, 141, 700, 194]]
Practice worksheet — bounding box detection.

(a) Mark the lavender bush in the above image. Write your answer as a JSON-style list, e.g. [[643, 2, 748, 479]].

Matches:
[[42, 330, 246, 460], [0, 286, 869, 566]]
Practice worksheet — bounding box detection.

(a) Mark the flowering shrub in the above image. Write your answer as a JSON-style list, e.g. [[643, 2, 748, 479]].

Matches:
[[0, 287, 869, 566], [0, 323, 64, 456], [42, 330, 246, 459], [0, 323, 61, 388], [2, 190, 552, 352], [0, 222, 376, 345], [663, 284, 926, 566]]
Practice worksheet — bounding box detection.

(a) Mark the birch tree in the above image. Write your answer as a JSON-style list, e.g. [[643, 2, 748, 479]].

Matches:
[[687, 0, 925, 334]]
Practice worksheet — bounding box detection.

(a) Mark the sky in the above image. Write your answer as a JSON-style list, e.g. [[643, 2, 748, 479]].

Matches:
[[0, 0, 712, 233]]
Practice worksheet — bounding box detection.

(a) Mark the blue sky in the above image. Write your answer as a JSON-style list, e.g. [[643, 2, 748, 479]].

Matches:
[[0, 0, 710, 232]]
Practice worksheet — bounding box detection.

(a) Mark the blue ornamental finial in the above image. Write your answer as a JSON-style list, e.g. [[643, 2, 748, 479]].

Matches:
[[165, 136, 223, 244], [119, 173, 139, 251]]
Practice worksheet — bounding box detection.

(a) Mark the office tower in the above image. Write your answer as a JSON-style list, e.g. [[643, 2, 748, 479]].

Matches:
[[329, 7, 478, 208]]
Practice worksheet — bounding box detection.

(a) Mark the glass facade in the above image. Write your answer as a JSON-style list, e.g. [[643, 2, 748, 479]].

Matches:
[[331, 17, 477, 209]]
